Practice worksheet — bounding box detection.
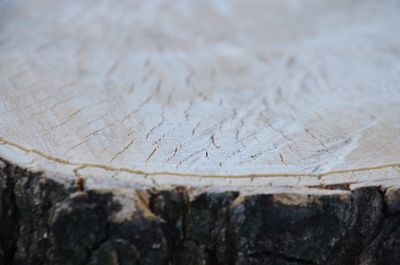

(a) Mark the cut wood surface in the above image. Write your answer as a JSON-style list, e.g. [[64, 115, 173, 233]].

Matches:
[[1, 1, 400, 265], [1, 0, 400, 193]]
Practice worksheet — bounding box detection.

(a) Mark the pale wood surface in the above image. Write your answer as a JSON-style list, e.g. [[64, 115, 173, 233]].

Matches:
[[1, 0, 400, 192]]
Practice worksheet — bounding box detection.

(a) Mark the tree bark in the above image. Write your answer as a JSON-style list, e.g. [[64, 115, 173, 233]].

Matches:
[[1, 159, 399, 265]]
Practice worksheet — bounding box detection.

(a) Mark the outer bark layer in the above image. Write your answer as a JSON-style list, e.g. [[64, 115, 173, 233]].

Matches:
[[0, 160, 399, 265]]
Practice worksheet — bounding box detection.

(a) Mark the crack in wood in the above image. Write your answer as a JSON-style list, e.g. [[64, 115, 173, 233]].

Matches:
[[1, 135, 400, 185]]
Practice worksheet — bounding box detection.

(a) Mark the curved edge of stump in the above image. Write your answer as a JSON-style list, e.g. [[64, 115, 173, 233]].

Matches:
[[0, 158, 399, 265]]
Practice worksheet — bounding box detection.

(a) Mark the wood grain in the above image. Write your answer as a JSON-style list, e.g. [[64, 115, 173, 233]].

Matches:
[[1, 0, 400, 192]]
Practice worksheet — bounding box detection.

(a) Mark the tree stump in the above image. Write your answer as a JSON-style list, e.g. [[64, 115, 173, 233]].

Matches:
[[1, 0, 400, 264]]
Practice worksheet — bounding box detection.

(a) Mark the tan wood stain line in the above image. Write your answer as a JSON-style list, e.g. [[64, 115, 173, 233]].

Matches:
[[1, 135, 400, 179]]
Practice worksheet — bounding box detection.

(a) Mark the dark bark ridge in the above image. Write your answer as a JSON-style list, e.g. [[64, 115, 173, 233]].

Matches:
[[0, 159, 399, 265]]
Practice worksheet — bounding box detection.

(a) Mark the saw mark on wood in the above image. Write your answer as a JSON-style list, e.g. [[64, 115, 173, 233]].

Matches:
[[192, 122, 200, 136], [145, 147, 158, 162], [110, 138, 135, 162], [49, 109, 82, 130], [146, 113, 165, 140], [167, 147, 179, 161], [210, 135, 220, 149]]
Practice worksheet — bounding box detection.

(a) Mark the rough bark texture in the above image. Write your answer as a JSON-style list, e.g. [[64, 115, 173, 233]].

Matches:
[[0, 159, 399, 265]]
